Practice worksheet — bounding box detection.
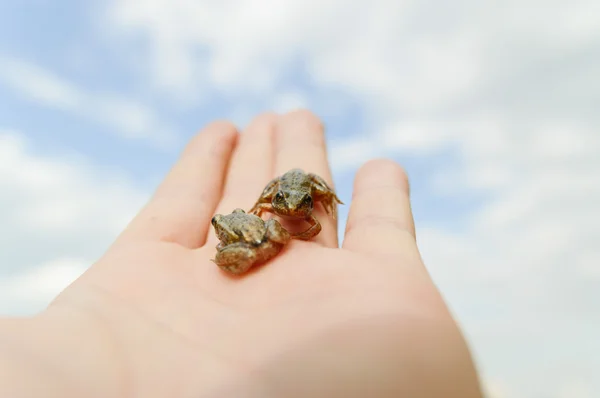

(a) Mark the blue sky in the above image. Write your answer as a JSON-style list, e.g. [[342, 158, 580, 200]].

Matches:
[[1, 1, 599, 397], [0, 0, 484, 232]]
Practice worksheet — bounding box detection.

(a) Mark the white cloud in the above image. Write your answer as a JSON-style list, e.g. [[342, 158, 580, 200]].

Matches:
[[227, 89, 311, 129], [557, 379, 596, 398], [329, 119, 453, 174], [0, 59, 82, 109], [482, 378, 516, 398], [328, 136, 381, 173], [578, 250, 600, 280], [2, 0, 595, 396], [0, 258, 87, 315], [270, 90, 309, 114], [0, 130, 149, 316], [0, 57, 180, 148], [415, 125, 600, 394]]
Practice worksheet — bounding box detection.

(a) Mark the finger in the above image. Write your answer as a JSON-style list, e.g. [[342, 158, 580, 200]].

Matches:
[[342, 159, 418, 257], [205, 113, 277, 247], [274, 109, 339, 248], [116, 121, 238, 249]]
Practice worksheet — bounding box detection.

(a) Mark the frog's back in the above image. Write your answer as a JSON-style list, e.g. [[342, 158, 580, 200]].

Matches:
[[279, 168, 311, 193], [230, 212, 266, 242]]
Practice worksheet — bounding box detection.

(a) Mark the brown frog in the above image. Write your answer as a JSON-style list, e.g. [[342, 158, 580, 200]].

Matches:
[[248, 168, 343, 240], [211, 208, 291, 275]]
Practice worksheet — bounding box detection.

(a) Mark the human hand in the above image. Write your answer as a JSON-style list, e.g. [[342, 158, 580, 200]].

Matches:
[[2, 110, 483, 398]]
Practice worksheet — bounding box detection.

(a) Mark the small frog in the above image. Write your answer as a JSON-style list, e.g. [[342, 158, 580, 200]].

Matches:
[[211, 208, 291, 275], [248, 168, 343, 240]]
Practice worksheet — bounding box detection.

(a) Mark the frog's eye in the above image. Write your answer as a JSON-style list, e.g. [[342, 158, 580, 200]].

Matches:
[[302, 194, 313, 207], [274, 191, 285, 202], [211, 216, 218, 226]]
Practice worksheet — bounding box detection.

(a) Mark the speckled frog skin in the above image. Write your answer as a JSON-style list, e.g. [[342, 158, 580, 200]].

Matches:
[[211, 209, 290, 274], [249, 169, 343, 240]]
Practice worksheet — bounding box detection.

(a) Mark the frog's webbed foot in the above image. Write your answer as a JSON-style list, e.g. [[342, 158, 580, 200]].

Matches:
[[291, 214, 322, 240], [265, 218, 291, 245], [213, 243, 257, 275], [309, 174, 344, 220]]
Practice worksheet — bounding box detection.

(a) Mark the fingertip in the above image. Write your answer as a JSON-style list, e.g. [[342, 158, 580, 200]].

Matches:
[[246, 112, 279, 131], [119, 120, 239, 249], [204, 119, 239, 134], [343, 158, 417, 256], [354, 158, 410, 197], [179, 120, 239, 163], [193, 119, 239, 142], [208, 112, 278, 240], [274, 108, 338, 248], [281, 108, 324, 129], [277, 109, 326, 148]]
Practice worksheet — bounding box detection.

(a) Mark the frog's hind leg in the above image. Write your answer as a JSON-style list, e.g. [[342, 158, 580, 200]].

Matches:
[[292, 214, 322, 240], [249, 177, 279, 216], [212, 243, 257, 275], [265, 218, 291, 245], [308, 174, 344, 220]]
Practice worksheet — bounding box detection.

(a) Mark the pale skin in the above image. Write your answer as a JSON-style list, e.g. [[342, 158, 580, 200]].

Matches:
[[0, 110, 484, 398]]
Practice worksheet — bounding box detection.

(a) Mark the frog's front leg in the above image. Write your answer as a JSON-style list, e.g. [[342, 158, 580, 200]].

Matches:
[[212, 243, 258, 275], [249, 203, 277, 218], [265, 218, 291, 245], [309, 174, 343, 220], [249, 178, 279, 216], [292, 214, 322, 240]]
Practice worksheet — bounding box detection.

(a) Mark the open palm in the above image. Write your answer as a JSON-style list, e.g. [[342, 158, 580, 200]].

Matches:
[[48, 111, 482, 398]]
